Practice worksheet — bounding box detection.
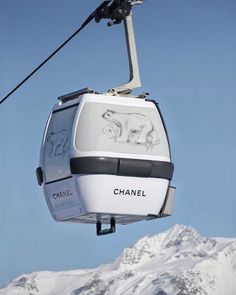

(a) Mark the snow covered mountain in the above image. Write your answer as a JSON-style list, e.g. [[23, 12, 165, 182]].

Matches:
[[1, 224, 236, 295]]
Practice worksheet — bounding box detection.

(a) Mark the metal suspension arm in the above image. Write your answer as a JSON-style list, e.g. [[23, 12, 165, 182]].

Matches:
[[95, 0, 142, 95], [112, 10, 141, 94]]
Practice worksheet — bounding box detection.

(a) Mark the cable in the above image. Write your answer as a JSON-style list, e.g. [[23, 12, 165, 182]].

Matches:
[[0, 1, 111, 105]]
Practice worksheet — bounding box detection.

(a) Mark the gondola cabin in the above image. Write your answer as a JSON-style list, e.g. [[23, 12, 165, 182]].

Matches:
[[36, 0, 176, 235], [36, 89, 175, 235]]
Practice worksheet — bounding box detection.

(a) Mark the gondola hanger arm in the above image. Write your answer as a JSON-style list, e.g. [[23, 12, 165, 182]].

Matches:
[[96, 0, 143, 95]]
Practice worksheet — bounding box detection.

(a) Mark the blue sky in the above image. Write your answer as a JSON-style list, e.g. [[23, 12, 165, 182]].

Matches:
[[0, 0, 235, 288]]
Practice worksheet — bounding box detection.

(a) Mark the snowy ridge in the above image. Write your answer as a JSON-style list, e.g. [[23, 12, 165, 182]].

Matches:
[[1, 224, 236, 295]]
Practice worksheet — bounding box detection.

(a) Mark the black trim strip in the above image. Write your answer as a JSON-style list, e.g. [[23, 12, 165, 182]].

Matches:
[[45, 176, 73, 185], [70, 157, 174, 180], [52, 102, 80, 114]]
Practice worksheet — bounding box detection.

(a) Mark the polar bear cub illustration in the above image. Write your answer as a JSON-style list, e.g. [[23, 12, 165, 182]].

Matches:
[[45, 129, 68, 157], [102, 110, 160, 149]]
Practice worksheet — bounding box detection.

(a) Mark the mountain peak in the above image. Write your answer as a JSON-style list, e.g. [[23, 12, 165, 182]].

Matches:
[[1, 225, 236, 295], [115, 224, 206, 268]]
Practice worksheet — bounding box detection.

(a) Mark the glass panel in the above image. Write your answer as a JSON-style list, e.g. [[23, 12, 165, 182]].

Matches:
[[42, 105, 77, 183], [75, 102, 170, 158]]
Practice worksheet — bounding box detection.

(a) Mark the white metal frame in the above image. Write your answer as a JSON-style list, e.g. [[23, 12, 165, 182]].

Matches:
[[111, 10, 141, 94]]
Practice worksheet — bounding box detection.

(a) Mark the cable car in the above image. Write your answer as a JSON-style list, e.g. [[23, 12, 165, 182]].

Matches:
[[36, 0, 175, 235]]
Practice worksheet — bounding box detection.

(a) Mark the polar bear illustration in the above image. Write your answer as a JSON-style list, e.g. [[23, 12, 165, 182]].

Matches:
[[45, 129, 68, 157], [102, 110, 160, 150]]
